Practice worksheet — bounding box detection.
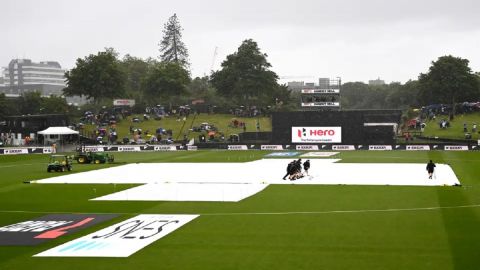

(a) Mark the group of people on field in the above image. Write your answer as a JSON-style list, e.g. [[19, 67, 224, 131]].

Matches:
[[283, 159, 310, 181], [280, 159, 437, 181]]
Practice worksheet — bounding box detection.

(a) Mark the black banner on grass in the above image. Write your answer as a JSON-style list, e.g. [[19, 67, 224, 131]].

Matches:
[[0, 214, 118, 246]]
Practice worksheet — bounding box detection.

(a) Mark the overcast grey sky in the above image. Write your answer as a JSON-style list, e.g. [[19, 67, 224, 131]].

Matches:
[[2, 0, 480, 84]]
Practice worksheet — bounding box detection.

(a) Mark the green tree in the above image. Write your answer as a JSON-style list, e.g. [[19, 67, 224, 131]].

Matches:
[[19, 92, 43, 115], [159, 13, 190, 69], [385, 80, 420, 109], [121, 55, 156, 100], [210, 39, 282, 106], [340, 82, 370, 109], [143, 62, 190, 104], [64, 48, 126, 102], [418, 55, 480, 114], [0, 93, 19, 118], [42, 95, 69, 114]]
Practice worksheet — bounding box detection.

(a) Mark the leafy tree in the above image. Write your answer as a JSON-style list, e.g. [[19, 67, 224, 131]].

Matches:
[[418, 55, 480, 114], [0, 93, 19, 118], [210, 39, 282, 106], [42, 95, 69, 114], [385, 80, 420, 109], [159, 13, 190, 69], [19, 92, 43, 115], [121, 55, 156, 100], [340, 82, 371, 109], [64, 48, 126, 102], [142, 62, 190, 104]]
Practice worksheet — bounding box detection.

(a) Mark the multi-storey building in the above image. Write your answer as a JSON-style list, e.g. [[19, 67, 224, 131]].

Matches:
[[1, 59, 66, 96]]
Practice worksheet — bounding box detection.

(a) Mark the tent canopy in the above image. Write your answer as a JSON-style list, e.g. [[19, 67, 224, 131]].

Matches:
[[38, 127, 79, 135]]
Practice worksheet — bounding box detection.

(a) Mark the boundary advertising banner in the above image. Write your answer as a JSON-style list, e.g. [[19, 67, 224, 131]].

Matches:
[[296, 145, 319, 150], [406, 145, 431, 151], [0, 214, 117, 246], [368, 145, 393, 151], [444, 145, 469, 151]]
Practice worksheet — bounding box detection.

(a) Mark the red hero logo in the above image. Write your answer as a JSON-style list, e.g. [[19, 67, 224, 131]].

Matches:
[[298, 128, 335, 137]]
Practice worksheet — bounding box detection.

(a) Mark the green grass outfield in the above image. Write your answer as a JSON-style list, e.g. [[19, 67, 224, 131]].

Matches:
[[1, 150, 480, 270]]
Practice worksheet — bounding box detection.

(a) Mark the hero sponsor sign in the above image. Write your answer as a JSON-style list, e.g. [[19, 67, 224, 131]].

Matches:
[[296, 145, 319, 150], [228, 145, 248, 150], [187, 145, 198, 151], [0, 214, 117, 246], [292, 127, 341, 143], [35, 214, 198, 257], [154, 145, 177, 151], [406, 145, 431, 151], [444, 145, 469, 151], [368, 145, 393, 151], [113, 99, 135, 107], [3, 148, 29, 155], [332, 145, 355, 151]]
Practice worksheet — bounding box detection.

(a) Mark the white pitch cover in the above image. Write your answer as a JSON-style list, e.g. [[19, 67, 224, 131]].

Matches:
[[34, 214, 198, 257]]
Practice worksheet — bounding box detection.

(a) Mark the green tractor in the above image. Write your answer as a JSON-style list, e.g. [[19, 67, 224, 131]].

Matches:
[[75, 151, 114, 164], [47, 155, 73, 172]]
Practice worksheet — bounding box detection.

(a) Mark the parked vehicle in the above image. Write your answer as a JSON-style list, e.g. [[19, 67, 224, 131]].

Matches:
[[47, 155, 72, 172]]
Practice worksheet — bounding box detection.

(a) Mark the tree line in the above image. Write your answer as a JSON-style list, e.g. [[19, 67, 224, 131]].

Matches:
[[342, 56, 480, 112], [2, 14, 479, 118]]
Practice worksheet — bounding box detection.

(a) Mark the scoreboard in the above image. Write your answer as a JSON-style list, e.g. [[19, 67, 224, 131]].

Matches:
[[300, 78, 341, 110]]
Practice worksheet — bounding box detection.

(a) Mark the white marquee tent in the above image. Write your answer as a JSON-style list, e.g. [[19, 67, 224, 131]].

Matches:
[[38, 127, 79, 135], [37, 127, 79, 145]]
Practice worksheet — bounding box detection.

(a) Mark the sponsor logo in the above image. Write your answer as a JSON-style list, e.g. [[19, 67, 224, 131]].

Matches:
[[3, 148, 29, 155], [260, 145, 284, 150], [406, 145, 430, 151], [83, 146, 104, 152], [35, 214, 198, 257], [153, 146, 177, 151], [113, 99, 135, 107], [292, 127, 341, 143], [296, 145, 319, 150], [332, 145, 355, 151], [0, 214, 117, 246], [265, 152, 299, 157], [227, 145, 248, 150], [444, 145, 469, 151], [368, 145, 392, 151], [187, 146, 198, 151], [118, 146, 141, 152]]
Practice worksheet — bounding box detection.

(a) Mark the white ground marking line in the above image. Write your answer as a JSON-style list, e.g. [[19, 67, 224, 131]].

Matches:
[[0, 163, 38, 168], [1, 204, 480, 216]]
